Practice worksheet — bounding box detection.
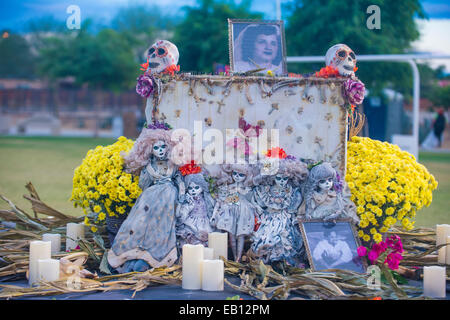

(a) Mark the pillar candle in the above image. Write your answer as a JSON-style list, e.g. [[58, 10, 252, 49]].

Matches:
[[203, 247, 214, 260], [66, 223, 85, 251], [423, 266, 446, 298], [29, 241, 51, 286], [436, 224, 450, 264], [37, 259, 60, 282], [182, 244, 204, 290], [208, 232, 227, 260], [201, 259, 224, 291], [42, 233, 61, 254], [446, 236, 450, 265]]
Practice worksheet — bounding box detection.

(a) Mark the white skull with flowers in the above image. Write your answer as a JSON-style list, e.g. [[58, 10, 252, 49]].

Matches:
[[147, 40, 179, 75], [325, 44, 357, 78]]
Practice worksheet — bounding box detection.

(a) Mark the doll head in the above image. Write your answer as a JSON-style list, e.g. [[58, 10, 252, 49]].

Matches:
[[254, 158, 308, 187], [220, 164, 256, 187], [152, 140, 169, 160], [274, 173, 289, 188], [184, 173, 209, 197], [123, 127, 174, 174], [308, 162, 336, 193]]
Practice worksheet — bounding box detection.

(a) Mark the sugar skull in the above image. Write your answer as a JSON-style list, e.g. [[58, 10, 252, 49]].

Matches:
[[147, 40, 179, 75], [325, 44, 357, 78]]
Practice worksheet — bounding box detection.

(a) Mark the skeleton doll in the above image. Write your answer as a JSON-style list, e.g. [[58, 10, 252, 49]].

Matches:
[[298, 162, 359, 224], [210, 164, 257, 262], [251, 154, 308, 266], [176, 163, 214, 247], [107, 123, 186, 273], [325, 44, 357, 78]]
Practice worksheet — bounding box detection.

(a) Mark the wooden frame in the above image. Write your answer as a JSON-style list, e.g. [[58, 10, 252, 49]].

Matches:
[[228, 19, 287, 76], [298, 218, 367, 273]]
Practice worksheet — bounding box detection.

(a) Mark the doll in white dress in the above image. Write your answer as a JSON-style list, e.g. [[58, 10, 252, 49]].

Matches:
[[176, 163, 214, 247], [298, 162, 359, 224], [210, 164, 258, 262]]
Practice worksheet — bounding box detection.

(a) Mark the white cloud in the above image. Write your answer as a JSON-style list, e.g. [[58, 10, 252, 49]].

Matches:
[[412, 18, 450, 72]]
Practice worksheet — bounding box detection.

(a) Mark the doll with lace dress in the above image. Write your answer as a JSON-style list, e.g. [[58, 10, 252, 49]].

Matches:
[[210, 164, 258, 262], [298, 162, 359, 224], [251, 151, 309, 265], [176, 162, 214, 247]]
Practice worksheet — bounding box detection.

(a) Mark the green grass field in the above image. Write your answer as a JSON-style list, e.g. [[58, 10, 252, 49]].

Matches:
[[0, 136, 449, 227]]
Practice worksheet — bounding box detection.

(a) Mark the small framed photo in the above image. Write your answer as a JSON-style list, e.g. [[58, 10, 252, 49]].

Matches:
[[299, 219, 367, 273], [228, 19, 287, 76]]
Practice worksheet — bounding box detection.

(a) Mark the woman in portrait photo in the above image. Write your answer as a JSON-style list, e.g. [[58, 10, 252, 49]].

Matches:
[[233, 23, 285, 75]]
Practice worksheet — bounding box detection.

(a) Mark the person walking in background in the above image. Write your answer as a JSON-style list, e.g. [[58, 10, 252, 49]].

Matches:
[[433, 108, 447, 148]]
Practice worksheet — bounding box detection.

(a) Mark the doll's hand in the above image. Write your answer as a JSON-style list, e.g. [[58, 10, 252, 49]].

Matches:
[[178, 194, 186, 203], [185, 193, 195, 205]]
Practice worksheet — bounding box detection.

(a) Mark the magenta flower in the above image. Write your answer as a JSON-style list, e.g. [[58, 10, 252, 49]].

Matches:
[[344, 79, 365, 105], [357, 246, 368, 257], [368, 250, 379, 263], [136, 74, 154, 98], [385, 252, 403, 270]]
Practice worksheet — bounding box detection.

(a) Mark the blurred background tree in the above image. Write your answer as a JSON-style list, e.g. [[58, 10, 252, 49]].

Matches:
[[0, 32, 36, 78], [284, 0, 427, 98], [37, 20, 137, 91], [173, 0, 262, 73]]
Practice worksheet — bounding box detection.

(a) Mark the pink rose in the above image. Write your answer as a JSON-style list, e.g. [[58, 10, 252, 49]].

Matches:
[[344, 79, 365, 105]]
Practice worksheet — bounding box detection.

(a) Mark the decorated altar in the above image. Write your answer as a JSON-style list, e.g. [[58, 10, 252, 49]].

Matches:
[[0, 36, 447, 302]]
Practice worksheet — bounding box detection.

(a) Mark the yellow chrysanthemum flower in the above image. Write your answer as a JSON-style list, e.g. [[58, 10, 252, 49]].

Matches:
[[71, 137, 141, 233], [347, 137, 437, 243]]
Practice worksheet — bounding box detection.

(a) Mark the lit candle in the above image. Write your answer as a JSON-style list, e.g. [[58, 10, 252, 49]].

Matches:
[[201, 259, 224, 291], [182, 244, 204, 290], [37, 259, 60, 282], [42, 233, 61, 254], [66, 223, 85, 251], [208, 232, 227, 260], [423, 266, 446, 298], [29, 241, 51, 286], [446, 236, 450, 265], [436, 224, 450, 264], [204, 247, 214, 260]]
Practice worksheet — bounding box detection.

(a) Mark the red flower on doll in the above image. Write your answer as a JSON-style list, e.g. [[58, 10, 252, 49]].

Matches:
[[179, 160, 201, 176], [266, 147, 287, 159]]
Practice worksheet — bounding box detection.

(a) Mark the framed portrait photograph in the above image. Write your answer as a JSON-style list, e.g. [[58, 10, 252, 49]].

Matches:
[[299, 219, 367, 273], [228, 19, 287, 76]]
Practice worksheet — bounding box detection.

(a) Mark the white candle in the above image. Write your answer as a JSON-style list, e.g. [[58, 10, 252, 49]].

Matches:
[[42, 233, 61, 254], [203, 247, 214, 260], [423, 266, 446, 298], [201, 259, 224, 291], [182, 244, 204, 290], [37, 259, 60, 282], [446, 236, 450, 265], [208, 232, 228, 260], [29, 241, 51, 286], [436, 224, 450, 264], [66, 223, 85, 251]]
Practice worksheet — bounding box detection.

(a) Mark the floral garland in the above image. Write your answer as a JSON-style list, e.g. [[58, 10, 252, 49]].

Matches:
[[70, 137, 141, 232], [346, 136, 438, 244]]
